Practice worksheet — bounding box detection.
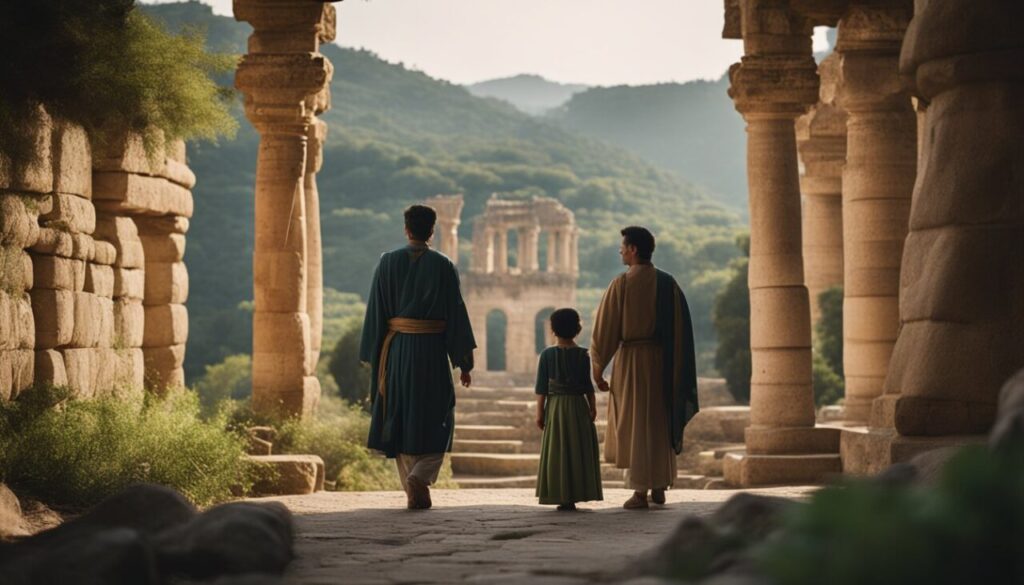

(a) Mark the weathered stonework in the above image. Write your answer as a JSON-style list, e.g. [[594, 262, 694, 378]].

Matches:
[[0, 109, 195, 400]]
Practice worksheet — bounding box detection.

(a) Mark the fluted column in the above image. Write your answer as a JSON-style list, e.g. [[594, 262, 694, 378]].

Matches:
[[797, 53, 846, 325], [722, 0, 841, 487], [835, 5, 916, 423], [882, 0, 1024, 436], [235, 0, 336, 418], [495, 228, 509, 274], [546, 230, 558, 273]]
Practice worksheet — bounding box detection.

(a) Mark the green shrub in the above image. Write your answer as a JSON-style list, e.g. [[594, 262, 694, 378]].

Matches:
[[194, 353, 252, 415], [0, 0, 236, 166], [712, 235, 751, 403], [812, 351, 844, 407], [327, 320, 372, 409], [756, 444, 1024, 585], [0, 386, 253, 507]]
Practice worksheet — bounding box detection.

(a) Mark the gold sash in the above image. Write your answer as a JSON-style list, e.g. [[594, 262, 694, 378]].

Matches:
[[377, 318, 447, 409]]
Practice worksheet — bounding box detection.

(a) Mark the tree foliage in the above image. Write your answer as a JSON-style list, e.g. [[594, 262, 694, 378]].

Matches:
[[815, 286, 844, 378], [712, 236, 751, 404], [328, 319, 372, 409]]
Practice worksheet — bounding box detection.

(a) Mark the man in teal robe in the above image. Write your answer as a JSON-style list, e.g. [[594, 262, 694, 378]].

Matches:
[[360, 205, 476, 509]]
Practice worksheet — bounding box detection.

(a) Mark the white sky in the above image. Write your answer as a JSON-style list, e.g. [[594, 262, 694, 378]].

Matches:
[[147, 0, 828, 86]]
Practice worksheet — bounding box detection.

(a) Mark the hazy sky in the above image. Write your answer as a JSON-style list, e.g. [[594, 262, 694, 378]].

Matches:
[[147, 0, 827, 86]]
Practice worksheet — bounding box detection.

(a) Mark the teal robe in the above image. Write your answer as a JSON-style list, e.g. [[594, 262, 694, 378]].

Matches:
[[360, 244, 476, 457]]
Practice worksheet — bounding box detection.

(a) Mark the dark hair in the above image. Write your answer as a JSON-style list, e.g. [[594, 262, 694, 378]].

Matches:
[[404, 205, 437, 242], [620, 226, 655, 260], [549, 308, 582, 340]]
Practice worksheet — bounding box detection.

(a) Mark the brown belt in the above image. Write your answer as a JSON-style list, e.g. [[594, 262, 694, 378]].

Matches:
[[621, 338, 659, 348], [378, 318, 446, 409]]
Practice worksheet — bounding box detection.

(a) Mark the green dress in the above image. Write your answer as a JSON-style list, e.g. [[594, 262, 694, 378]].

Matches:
[[535, 346, 604, 505], [360, 244, 476, 458]]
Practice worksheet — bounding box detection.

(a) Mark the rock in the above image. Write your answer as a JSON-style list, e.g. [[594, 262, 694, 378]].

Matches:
[[249, 455, 325, 496], [0, 484, 28, 540], [990, 368, 1024, 450], [154, 502, 294, 580], [875, 445, 966, 486], [248, 435, 273, 456], [0, 527, 159, 585], [708, 492, 797, 538]]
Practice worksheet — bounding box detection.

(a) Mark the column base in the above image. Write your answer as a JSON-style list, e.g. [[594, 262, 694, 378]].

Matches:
[[723, 451, 841, 487], [252, 375, 320, 419], [745, 425, 841, 454], [839, 426, 986, 476]]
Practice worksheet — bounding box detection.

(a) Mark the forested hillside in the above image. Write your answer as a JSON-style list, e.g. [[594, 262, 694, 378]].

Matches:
[[550, 78, 748, 208], [141, 2, 745, 380]]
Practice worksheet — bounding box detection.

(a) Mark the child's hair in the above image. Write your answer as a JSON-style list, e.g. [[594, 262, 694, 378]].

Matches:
[[550, 308, 582, 339]]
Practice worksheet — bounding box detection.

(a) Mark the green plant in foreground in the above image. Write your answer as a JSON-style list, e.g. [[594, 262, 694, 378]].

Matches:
[[756, 444, 1024, 585], [0, 386, 253, 507]]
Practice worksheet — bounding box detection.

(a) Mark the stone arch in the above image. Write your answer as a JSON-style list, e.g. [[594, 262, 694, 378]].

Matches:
[[534, 307, 556, 354], [486, 308, 508, 371]]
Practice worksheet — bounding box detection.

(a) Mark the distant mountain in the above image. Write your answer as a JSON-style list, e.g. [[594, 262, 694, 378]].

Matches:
[[549, 76, 748, 209], [467, 74, 589, 116]]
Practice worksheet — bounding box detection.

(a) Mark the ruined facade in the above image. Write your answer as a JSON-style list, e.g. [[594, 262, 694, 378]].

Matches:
[[435, 196, 579, 376], [0, 108, 194, 401], [723, 0, 1024, 485], [234, 1, 336, 418]]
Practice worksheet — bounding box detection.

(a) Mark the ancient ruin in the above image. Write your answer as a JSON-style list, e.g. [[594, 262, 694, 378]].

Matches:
[[234, 0, 336, 418], [722, 0, 1024, 484], [1, 108, 195, 401], [458, 195, 578, 377]]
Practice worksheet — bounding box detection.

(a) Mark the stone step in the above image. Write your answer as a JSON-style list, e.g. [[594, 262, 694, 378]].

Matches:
[[454, 475, 537, 489], [675, 474, 714, 490], [452, 439, 524, 454], [450, 453, 540, 476], [454, 425, 522, 441], [600, 463, 625, 482], [457, 398, 536, 413], [456, 410, 534, 426]]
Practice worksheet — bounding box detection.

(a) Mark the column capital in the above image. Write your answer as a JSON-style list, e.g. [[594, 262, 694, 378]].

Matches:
[[729, 55, 820, 119], [234, 1, 336, 53], [835, 4, 912, 113], [836, 3, 912, 54], [236, 54, 333, 131]]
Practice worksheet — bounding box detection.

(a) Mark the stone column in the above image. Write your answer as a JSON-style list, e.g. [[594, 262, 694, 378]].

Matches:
[[722, 0, 840, 487], [235, 0, 336, 418], [882, 0, 1024, 436], [557, 228, 571, 275], [568, 227, 580, 277], [305, 119, 326, 377], [518, 226, 539, 273], [483, 227, 495, 273], [495, 228, 509, 274], [546, 230, 558, 273], [835, 5, 916, 423], [443, 221, 460, 263], [797, 53, 846, 325]]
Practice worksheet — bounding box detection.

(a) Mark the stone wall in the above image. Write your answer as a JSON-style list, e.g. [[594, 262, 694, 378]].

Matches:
[[0, 108, 194, 401]]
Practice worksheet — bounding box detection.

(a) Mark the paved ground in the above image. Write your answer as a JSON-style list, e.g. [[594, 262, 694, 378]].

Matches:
[[264, 487, 815, 585]]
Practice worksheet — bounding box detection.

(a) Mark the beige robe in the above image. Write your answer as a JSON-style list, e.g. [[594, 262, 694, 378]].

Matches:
[[590, 263, 677, 490]]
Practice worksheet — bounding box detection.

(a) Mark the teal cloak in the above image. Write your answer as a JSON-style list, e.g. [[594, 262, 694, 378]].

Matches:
[[655, 268, 700, 454], [360, 244, 476, 457]]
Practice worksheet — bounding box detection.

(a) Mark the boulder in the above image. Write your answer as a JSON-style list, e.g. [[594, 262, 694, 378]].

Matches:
[[0, 527, 159, 585], [154, 502, 294, 580], [249, 455, 325, 496], [0, 484, 28, 540]]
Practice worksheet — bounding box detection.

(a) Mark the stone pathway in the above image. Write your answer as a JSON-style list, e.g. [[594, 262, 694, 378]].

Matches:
[[264, 487, 814, 585]]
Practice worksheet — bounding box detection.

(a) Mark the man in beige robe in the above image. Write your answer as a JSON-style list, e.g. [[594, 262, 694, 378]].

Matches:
[[591, 226, 699, 509]]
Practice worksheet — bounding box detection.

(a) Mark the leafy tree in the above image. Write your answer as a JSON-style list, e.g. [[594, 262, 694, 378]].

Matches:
[[815, 286, 844, 377], [194, 354, 251, 414], [712, 236, 751, 403], [812, 352, 844, 406], [328, 321, 372, 409]]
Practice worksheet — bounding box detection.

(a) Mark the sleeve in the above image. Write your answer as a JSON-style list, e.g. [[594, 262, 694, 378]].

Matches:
[[589, 275, 624, 373], [445, 260, 477, 371], [580, 350, 595, 392], [359, 260, 385, 364], [534, 350, 549, 396]]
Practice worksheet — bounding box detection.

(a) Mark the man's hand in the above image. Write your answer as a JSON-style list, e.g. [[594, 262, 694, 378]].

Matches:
[[536, 414, 545, 430], [595, 377, 610, 393], [460, 370, 472, 388]]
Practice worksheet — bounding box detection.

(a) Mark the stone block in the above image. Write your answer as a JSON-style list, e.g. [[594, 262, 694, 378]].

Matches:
[[252, 312, 309, 355], [62, 348, 94, 398], [93, 172, 193, 218], [30, 288, 74, 349], [253, 252, 306, 312], [113, 298, 145, 348], [252, 375, 320, 419], [0, 246, 32, 293], [96, 296, 114, 348], [93, 133, 195, 188], [843, 296, 899, 341], [249, 455, 325, 496], [142, 304, 188, 347], [69, 292, 103, 348], [143, 261, 188, 305], [745, 425, 841, 455], [722, 452, 841, 487], [135, 215, 189, 236], [0, 350, 34, 401], [34, 349, 68, 387], [0, 195, 40, 248], [30, 227, 74, 258], [844, 339, 896, 377], [91, 347, 124, 396], [0, 291, 34, 351], [747, 252, 808, 289], [92, 241, 117, 266], [113, 267, 145, 300], [143, 344, 186, 389], [118, 347, 146, 390], [749, 383, 816, 427], [138, 233, 186, 262], [750, 348, 812, 385], [69, 233, 94, 261], [749, 287, 811, 349], [683, 406, 751, 443], [0, 106, 53, 194], [93, 216, 144, 269], [40, 193, 96, 235], [30, 254, 85, 291], [84, 263, 115, 298], [52, 120, 92, 198]]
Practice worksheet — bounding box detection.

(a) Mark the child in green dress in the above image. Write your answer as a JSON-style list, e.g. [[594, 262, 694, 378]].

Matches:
[[535, 308, 604, 511]]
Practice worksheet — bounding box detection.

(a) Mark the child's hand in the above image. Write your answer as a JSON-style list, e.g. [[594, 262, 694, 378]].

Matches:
[[589, 404, 597, 422], [536, 415, 545, 430]]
